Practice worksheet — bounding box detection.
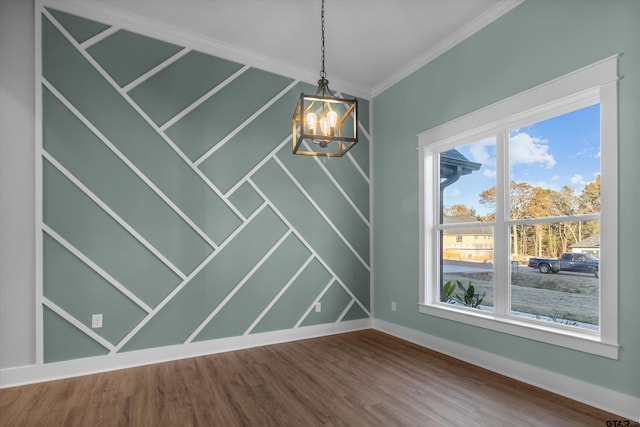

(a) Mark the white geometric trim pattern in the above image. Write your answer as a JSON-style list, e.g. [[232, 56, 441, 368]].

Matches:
[[36, 2, 371, 364]]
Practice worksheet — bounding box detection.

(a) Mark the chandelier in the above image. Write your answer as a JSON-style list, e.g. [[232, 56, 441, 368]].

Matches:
[[292, 0, 358, 157]]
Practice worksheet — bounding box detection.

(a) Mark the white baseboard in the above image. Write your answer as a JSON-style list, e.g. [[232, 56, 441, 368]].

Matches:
[[3, 317, 638, 422], [373, 318, 640, 423], [0, 319, 370, 388]]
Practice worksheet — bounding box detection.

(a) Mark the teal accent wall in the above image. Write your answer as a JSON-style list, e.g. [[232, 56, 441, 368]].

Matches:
[[40, 8, 370, 363], [373, 0, 640, 398]]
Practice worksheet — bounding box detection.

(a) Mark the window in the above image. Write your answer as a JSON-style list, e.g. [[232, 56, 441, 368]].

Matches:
[[418, 56, 618, 358]]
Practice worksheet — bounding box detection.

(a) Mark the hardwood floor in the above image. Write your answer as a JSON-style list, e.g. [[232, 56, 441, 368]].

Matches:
[[0, 329, 629, 426]]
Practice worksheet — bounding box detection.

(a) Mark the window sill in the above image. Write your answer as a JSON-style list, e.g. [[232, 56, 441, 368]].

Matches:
[[418, 303, 619, 359]]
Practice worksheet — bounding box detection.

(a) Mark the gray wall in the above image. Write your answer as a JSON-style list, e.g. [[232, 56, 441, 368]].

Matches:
[[0, 0, 36, 369]]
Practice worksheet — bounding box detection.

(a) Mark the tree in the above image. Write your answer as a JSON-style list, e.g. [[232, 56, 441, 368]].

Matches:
[[578, 175, 601, 214], [479, 182, 538, 258], [477, 178, 601, 258], [571, 175, 601, 242], [529, 187, 555, 256], [548, 186, 577, 253], [443, 204, 477, 218]]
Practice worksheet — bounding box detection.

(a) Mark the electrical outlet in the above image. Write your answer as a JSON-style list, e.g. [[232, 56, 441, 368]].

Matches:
[[91, 314, 103, 329], [391, 301, 397, 312], [315, 302, 321, 312]]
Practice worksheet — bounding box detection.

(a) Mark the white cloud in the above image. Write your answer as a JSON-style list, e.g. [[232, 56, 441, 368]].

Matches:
[[570, 174, 586, 186], [552, 175, 560, 181], [447, 188, 461, 196], [483, 169, 496, 178], [509, 132, 555, 168], [468, 137, 495, 165]]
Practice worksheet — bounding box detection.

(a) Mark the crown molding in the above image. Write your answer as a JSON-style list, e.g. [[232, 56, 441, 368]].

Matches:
[[38, 0, 524, 101], [372, 0, 525, 98], [38, 0, 372, 99]]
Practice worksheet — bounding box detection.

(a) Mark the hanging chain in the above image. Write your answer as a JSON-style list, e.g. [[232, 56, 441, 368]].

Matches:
[[320, 0, 326, 79]]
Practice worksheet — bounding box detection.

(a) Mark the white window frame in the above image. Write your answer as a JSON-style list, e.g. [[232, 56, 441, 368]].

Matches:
[[418, 56, 619, 359]]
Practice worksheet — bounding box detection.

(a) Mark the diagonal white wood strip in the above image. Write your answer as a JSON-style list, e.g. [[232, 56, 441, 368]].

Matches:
[[302, 140, 370, 227], [248, 179, 371, 317], [193, 79, 300, 167], [224, 135, 290, 198], [42, 78, 219, 252], [160, 65, 250, 131], [152, 131, 248, 221], [347, 150, 370, 184], [43, 150, 188, 281], [122, 47, 191, 93], [43, 10, 245, 222], [273, 155, 370, 271], [111, 203, 269, 353], [294, 278, 335, 328], [42, 224, 153, 314], [347, 121, 371, 184], [243, 254, 315, 336], [79, 26, 120, 50], [43, 297, 116, 352], [184, 229, 293, 344], [332, 90, 370, 183], [337, 298, 356, 322], [357, 121, 372, 142]]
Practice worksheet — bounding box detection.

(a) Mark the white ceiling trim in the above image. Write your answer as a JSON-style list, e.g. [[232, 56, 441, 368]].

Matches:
[[40, 0, 372, 98], [41, 0, 523, 100], [372, 0, 524, 97]]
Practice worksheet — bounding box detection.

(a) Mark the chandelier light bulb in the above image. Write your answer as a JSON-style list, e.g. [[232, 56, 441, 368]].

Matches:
[[306, 112, 318, 134], [327, 111, 338, 134], [319, 117, 329, 136]]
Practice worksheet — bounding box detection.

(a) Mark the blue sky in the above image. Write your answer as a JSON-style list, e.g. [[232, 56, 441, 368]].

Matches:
[[443, 103, 601, 217]]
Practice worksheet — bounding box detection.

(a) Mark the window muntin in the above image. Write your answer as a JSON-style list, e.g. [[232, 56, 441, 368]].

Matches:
[[418, 56, 618, 358]]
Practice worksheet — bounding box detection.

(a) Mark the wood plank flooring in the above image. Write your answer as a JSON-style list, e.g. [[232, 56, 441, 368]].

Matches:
[[0, 329, 630, 426]]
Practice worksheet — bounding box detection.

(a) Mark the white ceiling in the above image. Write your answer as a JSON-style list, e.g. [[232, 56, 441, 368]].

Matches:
[[80, 0, 522, 97]]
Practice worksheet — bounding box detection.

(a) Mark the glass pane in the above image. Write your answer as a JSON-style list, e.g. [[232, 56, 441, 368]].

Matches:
[[440, 137, 496, 223], [510, 221, 600, 330], [440, 225, 494, 311], [509, 104, 601, 219]]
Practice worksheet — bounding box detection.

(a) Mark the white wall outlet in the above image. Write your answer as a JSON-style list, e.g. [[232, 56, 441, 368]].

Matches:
[[315, 302, 321, 312], [391, 301, 397, 312], [91, 314, 103, 329]]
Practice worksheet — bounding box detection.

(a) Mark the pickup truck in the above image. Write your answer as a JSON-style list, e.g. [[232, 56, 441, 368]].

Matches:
[[527, 252, 599, 277]]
